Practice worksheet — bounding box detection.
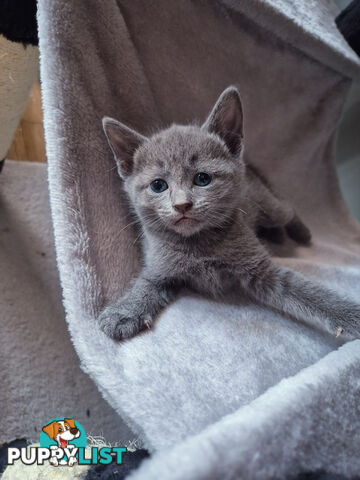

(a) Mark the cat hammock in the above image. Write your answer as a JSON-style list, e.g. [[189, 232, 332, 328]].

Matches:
[[37, 0, 360, 478]]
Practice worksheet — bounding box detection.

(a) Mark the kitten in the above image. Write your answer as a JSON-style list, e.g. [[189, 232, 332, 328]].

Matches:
[[99, 86, 360, 340]]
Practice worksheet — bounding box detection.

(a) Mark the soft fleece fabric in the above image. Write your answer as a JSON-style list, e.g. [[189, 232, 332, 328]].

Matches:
[[37, 1, 360, 478], [0, 161, 132, 445]]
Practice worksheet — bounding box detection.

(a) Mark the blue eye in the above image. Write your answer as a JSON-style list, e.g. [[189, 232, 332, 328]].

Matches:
[[194, 172, 211, 187], [150, 179, 168, 193]]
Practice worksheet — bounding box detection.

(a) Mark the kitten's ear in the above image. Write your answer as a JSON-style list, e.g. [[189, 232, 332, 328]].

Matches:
[[102, 117, 147, 178], [202, 86, 243, 156]]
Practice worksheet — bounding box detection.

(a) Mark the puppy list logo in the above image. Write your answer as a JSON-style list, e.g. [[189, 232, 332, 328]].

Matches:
[[7, 417, 127, 467], [40, 417, 86, 467]]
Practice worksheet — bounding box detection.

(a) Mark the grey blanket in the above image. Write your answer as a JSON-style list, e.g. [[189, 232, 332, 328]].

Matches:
[[37, 1, 360, 478]]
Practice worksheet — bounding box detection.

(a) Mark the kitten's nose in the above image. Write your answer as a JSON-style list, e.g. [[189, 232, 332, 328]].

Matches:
[[174, 202, 193, 214]]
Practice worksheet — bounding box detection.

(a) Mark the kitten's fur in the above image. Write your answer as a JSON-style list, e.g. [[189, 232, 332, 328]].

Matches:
[[100, 87, 360, 340]]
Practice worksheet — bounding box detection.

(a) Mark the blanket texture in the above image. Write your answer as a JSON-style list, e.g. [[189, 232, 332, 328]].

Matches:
[[0, 161, 133, 445], [37, 0, 360, 478]]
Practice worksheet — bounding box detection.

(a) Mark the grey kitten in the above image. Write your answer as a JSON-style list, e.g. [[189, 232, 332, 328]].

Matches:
[[100, 86, 360, 341]]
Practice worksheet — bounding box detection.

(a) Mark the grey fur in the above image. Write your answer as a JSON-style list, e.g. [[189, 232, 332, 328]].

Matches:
[[100, 87, 359, 340]]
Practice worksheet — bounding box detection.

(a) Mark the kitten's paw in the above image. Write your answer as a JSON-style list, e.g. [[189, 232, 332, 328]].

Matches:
[[285, 215, 311, 245], [98, 304, 153, 340], [257, 226, 286, 244]]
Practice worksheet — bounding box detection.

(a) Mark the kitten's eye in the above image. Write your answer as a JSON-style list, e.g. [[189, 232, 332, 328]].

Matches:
[[194, 172, 211, 187], [150, 179, 168, 193]]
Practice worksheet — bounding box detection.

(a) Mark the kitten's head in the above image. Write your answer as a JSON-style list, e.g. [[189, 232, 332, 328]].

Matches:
[[103, 86, 245, 237]]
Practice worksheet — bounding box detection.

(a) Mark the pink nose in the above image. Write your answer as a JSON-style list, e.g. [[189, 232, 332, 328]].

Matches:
[[174, 202, 193, 214]]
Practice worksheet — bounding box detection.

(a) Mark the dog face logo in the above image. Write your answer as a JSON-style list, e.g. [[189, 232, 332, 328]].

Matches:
[[8, 417, 127, 467], [42, 419, 80, 449], [42, 418, 83, 466]]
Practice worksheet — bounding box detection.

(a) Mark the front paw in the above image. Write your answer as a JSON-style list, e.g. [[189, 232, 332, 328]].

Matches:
[[98, 304, 153, 340]]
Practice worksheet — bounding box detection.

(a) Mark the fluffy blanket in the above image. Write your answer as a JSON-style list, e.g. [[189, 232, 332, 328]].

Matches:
[[0, 161, 132, 445], [37, 1, 360, 478]]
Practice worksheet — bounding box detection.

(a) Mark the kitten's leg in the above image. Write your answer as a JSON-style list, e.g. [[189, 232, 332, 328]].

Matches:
[[247, 165, 311, 244], [241, 262, 360, 338], [256, 195, 294, 228], [285, 214, 312, 245], [98, 274, 174, 340], [256, 225, 286, 244], [256, 193, 311, 245], [252, 181, 311, 245]]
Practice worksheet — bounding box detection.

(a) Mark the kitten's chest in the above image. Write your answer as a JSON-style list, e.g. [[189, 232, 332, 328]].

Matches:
[[145, 235, 239, 295], [186, 257, 232, 295], [167, 249, 232, 296]]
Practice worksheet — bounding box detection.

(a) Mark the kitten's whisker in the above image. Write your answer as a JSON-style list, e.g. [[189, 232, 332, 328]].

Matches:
[[119, 218, 141, 232], [251, 199, 266, 214], [105, 165, 118, 173], [133, 231, 145, 245]]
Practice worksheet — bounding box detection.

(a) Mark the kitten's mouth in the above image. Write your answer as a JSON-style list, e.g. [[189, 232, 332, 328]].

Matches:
[[174, 216, 194, 225], [171, 215, 202, 236]]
